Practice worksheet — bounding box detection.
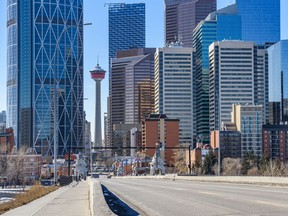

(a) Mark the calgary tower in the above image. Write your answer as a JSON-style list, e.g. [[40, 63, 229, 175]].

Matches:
[[90, 64, 106, 148]]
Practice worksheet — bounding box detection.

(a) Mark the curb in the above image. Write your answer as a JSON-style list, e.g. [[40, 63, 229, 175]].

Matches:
[[88, 178, 116, 216], [113, 175, 288, 187]]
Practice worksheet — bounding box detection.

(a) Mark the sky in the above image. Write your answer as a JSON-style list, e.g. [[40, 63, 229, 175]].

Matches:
[[0, 0, 287, 142]]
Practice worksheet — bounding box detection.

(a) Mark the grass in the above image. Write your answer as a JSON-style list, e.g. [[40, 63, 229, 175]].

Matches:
[[0, 183, 58, 215]]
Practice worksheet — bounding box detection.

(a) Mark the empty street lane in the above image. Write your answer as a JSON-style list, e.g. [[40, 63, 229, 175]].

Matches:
[[100, 178, 288, 216]]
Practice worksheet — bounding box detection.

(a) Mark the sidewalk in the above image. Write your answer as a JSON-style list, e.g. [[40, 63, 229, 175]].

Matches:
[[2, 180, 90, 216]]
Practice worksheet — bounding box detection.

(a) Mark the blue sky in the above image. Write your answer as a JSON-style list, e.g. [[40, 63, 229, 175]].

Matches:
[[0, 0, 287, 141]]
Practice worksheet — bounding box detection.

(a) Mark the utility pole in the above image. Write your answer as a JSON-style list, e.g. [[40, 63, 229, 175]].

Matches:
[[188, 145, 191, 174]]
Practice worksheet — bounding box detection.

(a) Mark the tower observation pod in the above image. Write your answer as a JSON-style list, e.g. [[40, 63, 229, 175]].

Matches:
[[90, 64, 106, 148]]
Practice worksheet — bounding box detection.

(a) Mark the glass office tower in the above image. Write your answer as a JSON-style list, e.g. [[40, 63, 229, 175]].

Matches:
[[268, 40, 288, 123], [193, 4, 241, 144], [108, 3, 146, 149], [7, 0, 84, 155], [108, 3, 145, 61], [165, 0, 216, 47], [237, 0, 280, 44]]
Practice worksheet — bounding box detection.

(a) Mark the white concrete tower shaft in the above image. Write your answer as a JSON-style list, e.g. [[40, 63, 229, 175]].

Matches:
[[90, 64, 106, 148]]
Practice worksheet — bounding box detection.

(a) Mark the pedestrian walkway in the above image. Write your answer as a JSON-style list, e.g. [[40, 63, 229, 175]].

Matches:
[[2, 180, 90, 216]]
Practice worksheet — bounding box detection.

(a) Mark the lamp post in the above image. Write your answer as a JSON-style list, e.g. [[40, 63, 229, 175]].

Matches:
[[188, 145, 192, 174], [217, 91, 221, 176]]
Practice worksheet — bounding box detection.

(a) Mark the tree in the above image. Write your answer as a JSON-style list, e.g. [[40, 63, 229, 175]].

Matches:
[[241, 150, 257, 175], [192, 158, 202, 175], [173, 149, 187, 174], [202, 149, 216, 175], [6, 146, 27, 186], [0, 155, 8, 181], [221, 158, 242, 176]]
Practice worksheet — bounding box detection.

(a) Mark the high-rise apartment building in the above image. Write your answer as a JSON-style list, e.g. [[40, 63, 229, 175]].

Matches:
[[164, 0, 216, 47], [236, 0, 280, 44], [263, 124, 288, 162], [231, 104, 263, 157], [193, 4, 242, 144], [267, 40, 288, 123], [6, 1, 84, 155], [155, 44, 195, 145]]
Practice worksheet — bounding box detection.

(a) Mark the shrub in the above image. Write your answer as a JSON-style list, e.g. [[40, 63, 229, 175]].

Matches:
[[221, 158, 242, 176], [0, 183, 58, 215]]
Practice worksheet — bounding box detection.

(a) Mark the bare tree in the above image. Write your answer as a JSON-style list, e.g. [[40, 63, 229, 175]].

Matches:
[[221, 158, 242, 176], [6, 146, 28, 187], [173, 149, 187, 174]]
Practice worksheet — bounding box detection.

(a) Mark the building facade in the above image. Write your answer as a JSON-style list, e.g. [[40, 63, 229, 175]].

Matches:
[[210, 124, 241, 159], [267, 40, 288, 123], [262, 124, 288, 162], [155, 45, 195, 145], [209, 41, 269, 130], [110, 48, 155, 154], [193, 4, 242, 144], [141, 114, 179, 166], [164, 0, 216, 47], [108, 3, 145, 61], [232, 104, 263, 157], [236, 0, 280, 44], [209, 41, 255, 131], [108, 3, 146, 150], [7, 0, 84, 155]]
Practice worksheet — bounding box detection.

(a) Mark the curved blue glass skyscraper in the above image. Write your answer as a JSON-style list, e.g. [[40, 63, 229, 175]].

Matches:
[[7, 0, 84, 155], [237, 0, 280, 44]]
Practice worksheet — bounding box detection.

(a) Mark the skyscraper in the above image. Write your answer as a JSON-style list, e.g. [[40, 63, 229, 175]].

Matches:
[[209, 41, 255, 131], [237, 0, 280, 44], [155, 44, 195, 145], [164, 0, 216, 47], [110, 48, 155, 154], [268, 40, 288, 123], [108, 3, 145, 61], [193, 4, 242, 144], [209, 40, 270, 132], [6, 0, 84, 155], [108, 3, 146, 150]]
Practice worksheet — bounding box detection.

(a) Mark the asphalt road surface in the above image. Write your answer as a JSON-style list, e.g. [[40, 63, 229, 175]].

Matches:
[[101, 178, 288, 216]]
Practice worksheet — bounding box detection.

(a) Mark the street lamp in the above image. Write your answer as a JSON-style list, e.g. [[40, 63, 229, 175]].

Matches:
[[188, 145, 192, 174], [217, 91, 221, 176]]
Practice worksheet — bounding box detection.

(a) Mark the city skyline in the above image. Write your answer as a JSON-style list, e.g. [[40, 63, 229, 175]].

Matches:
[[0, 0, 288, 142]]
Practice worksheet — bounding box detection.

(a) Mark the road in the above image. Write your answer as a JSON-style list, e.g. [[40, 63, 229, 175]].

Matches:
[[101, 178, 288, 216]]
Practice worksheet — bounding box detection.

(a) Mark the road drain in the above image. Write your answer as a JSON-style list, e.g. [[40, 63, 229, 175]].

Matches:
[[101, 185, 140, 216]]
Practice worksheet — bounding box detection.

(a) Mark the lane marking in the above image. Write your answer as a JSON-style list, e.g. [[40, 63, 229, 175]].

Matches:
[[254, 200, 288, 209], [198, 191, 223, 197]]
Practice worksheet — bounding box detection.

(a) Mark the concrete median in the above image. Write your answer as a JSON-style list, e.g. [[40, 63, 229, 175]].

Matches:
[[89, 178, 116, 216]]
